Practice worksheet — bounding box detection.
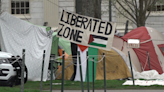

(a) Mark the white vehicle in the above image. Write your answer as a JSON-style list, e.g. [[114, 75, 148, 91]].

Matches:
[[0, 52, 28, 87]]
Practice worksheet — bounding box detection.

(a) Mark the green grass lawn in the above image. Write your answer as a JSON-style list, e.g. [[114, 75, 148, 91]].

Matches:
[[0, 79, 164, 92]]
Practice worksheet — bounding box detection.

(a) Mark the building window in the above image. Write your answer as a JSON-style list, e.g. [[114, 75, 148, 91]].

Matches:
[[151, 5, 164, 11], [148, 1, 164, 11], [11, 0, 30, 14], [158, 44, 164, 56]]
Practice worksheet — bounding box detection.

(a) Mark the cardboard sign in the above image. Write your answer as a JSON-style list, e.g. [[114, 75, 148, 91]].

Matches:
[[127, 39, 140, 48], [57, 10, 116, 51]]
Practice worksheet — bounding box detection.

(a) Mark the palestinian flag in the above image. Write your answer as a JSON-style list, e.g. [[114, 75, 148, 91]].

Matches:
[[70, 43, 78, 81], [88, 34, 108, 48], [74, 45, 98, 82]]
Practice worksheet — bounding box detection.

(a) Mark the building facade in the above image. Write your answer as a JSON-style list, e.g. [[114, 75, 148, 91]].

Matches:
[[1, 0, 164, 36], [1, 0, 59, 30]]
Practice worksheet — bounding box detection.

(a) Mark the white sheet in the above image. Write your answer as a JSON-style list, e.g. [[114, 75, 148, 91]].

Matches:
[[123, 70, 164, 86], [123, 79, 164, 86], [134, 70, 164, 80], [0, 12, 52, 81]]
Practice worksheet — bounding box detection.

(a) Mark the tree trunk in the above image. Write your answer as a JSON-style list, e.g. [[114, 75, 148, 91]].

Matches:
[[81, 0, 101, 19], [0, 0, 1, 13], [137, 0, 146, 27]]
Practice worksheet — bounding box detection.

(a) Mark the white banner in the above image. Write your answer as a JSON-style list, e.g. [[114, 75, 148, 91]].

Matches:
[[57, 10, 116, 51]]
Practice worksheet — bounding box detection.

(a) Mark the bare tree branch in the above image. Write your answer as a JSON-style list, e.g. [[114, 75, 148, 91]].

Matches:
[[133, 0, 138, 13], [115, 0, 136, 21], [132, 0, 139, 19], [113, 4, 137, 25], [124, 0, 136, 15], [145, 0, 159, 20], [112, 0, 162, 27]]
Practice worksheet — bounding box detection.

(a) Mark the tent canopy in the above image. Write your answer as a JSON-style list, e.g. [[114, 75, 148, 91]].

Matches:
[[56, 47, 132, 80], [0, 12, 52, 81], [51, 32, 71, 55], [113, 27, 164, 74]]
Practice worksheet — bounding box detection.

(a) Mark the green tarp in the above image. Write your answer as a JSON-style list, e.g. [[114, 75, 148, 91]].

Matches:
[[52, 32, 71, 55], [51, 33, 59, 56], [85, 47, 98, 82]]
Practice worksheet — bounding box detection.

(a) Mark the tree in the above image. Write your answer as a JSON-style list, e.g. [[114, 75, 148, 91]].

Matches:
[[112, 0, 161, 27], [81, 0, 102, 19], [0, 0, 1, 13], [70, 0, 102, 81]]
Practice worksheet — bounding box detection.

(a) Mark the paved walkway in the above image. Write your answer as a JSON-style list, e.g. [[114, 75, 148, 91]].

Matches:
[[48, 90, 164, 92]]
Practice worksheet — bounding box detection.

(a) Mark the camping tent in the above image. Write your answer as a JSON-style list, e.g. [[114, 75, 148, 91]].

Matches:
[[0, 12, 52, 81], [51, 32, 72, 56], [0, 12, 71, 81], [51, 32, 71, 55], [112, 27, 164, 74], [56, 47, 132, 81], [113, 35, 142, 72]]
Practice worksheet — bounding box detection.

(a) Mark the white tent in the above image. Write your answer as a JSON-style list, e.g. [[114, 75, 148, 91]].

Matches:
[[0, 12, 53, 81], [113, 27, 164, 74]]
